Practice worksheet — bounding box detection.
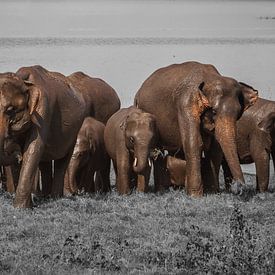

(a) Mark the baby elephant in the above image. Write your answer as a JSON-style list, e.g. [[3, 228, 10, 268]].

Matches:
[[222, 97, 275, 192], [65, 117, 110, 195], [104, 106, 158, 194], [154, 153, 187, 190], [166, 156, 187, 188]]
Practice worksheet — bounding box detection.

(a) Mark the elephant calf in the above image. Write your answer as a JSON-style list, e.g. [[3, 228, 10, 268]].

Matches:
[[166, 156, 187, 188], [65, 117, 110, 195], [155, 154, 187, 190], [104, 106, 158, 194], [222, 97, 275, 192]]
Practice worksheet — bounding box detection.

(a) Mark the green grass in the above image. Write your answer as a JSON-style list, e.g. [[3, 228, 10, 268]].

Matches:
[[1, 176, 275, 274]]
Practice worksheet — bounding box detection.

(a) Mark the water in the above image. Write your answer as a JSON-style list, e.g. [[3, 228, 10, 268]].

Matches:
[[0, 0, 275, 175]]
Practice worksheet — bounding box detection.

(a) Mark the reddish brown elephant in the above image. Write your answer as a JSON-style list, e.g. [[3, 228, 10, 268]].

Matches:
[[30, 70, 120, 197], [222, 97, 275, 192], [0, 65, 88, 208], [166, 155, 187, 188], [67, 71, 121, 124], [135, 61, 258, 197], [104, 106, 158, 194], [65, 117, 110, 195]]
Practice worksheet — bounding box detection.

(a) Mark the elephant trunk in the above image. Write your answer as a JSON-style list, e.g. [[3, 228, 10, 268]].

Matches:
[[66, 159, 79, 194], [133, 145, 151, 174], [215, 116, 245, 192]]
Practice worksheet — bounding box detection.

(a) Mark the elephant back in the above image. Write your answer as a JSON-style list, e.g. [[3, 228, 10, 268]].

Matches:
[[67, 72, 121, 124]]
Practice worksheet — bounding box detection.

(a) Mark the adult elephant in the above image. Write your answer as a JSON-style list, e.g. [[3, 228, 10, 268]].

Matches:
[[67, 71, 121, 124], [134, 61, 258, 197], [222, 97, 275, 192], [0, 65, 87, 208]]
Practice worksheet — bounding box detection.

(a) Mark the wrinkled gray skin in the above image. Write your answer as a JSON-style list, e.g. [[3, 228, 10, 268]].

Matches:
[[222, 97, 275, 192], [0, 65, 87, 208], [135, 61, 258, 197], [104, 106, 158, 194], [65, 117, 110, 195]]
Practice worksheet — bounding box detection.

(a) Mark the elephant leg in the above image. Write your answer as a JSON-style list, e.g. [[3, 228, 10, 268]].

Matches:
[[5, 166, 15, 193], [39, 161, 53, 197], [178, 113, 203, 197], [116, 152, 131, 194], [94, 171, 102, 192], [52, 149, 74, 198], [14, 131, 45, 208], [271, 150, 275, 174], [31, 168, 40, 195], [82, 168, 94, 193], [202, 139, 223, 193], [221, 158, 233, 192], [64, 171, 71, 195], [251, 147, 270, 192], [137, 167, 151, 193], [130, 170, 137, 190], [4, 161, 21, 193], [153, 156, 171, 192], [96, 158, 111, 193]]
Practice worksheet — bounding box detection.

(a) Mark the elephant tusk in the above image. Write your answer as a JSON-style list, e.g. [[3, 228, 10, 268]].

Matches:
[[148, 158, 152, 167], [134, 157, 138, 167]]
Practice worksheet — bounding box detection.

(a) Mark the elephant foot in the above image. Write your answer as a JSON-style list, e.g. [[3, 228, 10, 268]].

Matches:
[[51, 186, 64, 198], [230, 180, 255, 200], [63, 190, 74, 197], [137, 175, 148, 193], [203, 184, 219, 194], [13, 195, 33, 209], [117, 186, 131, 195], [187, 187, 203, 198], [230, 180, 243, 195]]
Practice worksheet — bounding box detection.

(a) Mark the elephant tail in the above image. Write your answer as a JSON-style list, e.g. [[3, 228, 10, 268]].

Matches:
[[134, 96, 139, 108]]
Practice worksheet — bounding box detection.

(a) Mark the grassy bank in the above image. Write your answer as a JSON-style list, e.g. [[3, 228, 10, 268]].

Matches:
[[1, 177, 275, 274]]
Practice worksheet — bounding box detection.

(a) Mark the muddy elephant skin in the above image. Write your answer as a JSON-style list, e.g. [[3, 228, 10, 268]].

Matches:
[[0, 65, 88, 208], [135, 61, 258, 197], [65, 117, 111, 195], [222, 97, 275, 192], [104, 106, 158, 194]]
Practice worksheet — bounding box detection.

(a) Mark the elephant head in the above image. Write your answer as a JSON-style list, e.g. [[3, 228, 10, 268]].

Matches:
[[0, 73, 39, 165], [197, 79, 258, 192], [122, 109, 158, 174]]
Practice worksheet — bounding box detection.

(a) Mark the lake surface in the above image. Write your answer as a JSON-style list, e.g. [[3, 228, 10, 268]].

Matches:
[[0, 0, 275, 175]]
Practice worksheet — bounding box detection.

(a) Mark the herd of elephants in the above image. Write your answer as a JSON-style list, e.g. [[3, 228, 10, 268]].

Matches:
[[0, 61, 274, 209]]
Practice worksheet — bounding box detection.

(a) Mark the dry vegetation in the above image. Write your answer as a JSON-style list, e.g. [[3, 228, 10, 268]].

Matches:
[[0, 174, 275, 274]]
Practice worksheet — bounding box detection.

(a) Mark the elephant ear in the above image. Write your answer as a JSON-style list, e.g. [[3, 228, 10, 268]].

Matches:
[[239, 82, 258, 111], [120, 115, 131, 131], [258, 112, 275, 133], [24, 80, 40, 116], [198, 82, 210, 111]]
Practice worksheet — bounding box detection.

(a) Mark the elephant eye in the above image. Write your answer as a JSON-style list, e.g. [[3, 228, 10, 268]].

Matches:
[[129, 137, 135, 144], [5, 106, 16, 117]]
